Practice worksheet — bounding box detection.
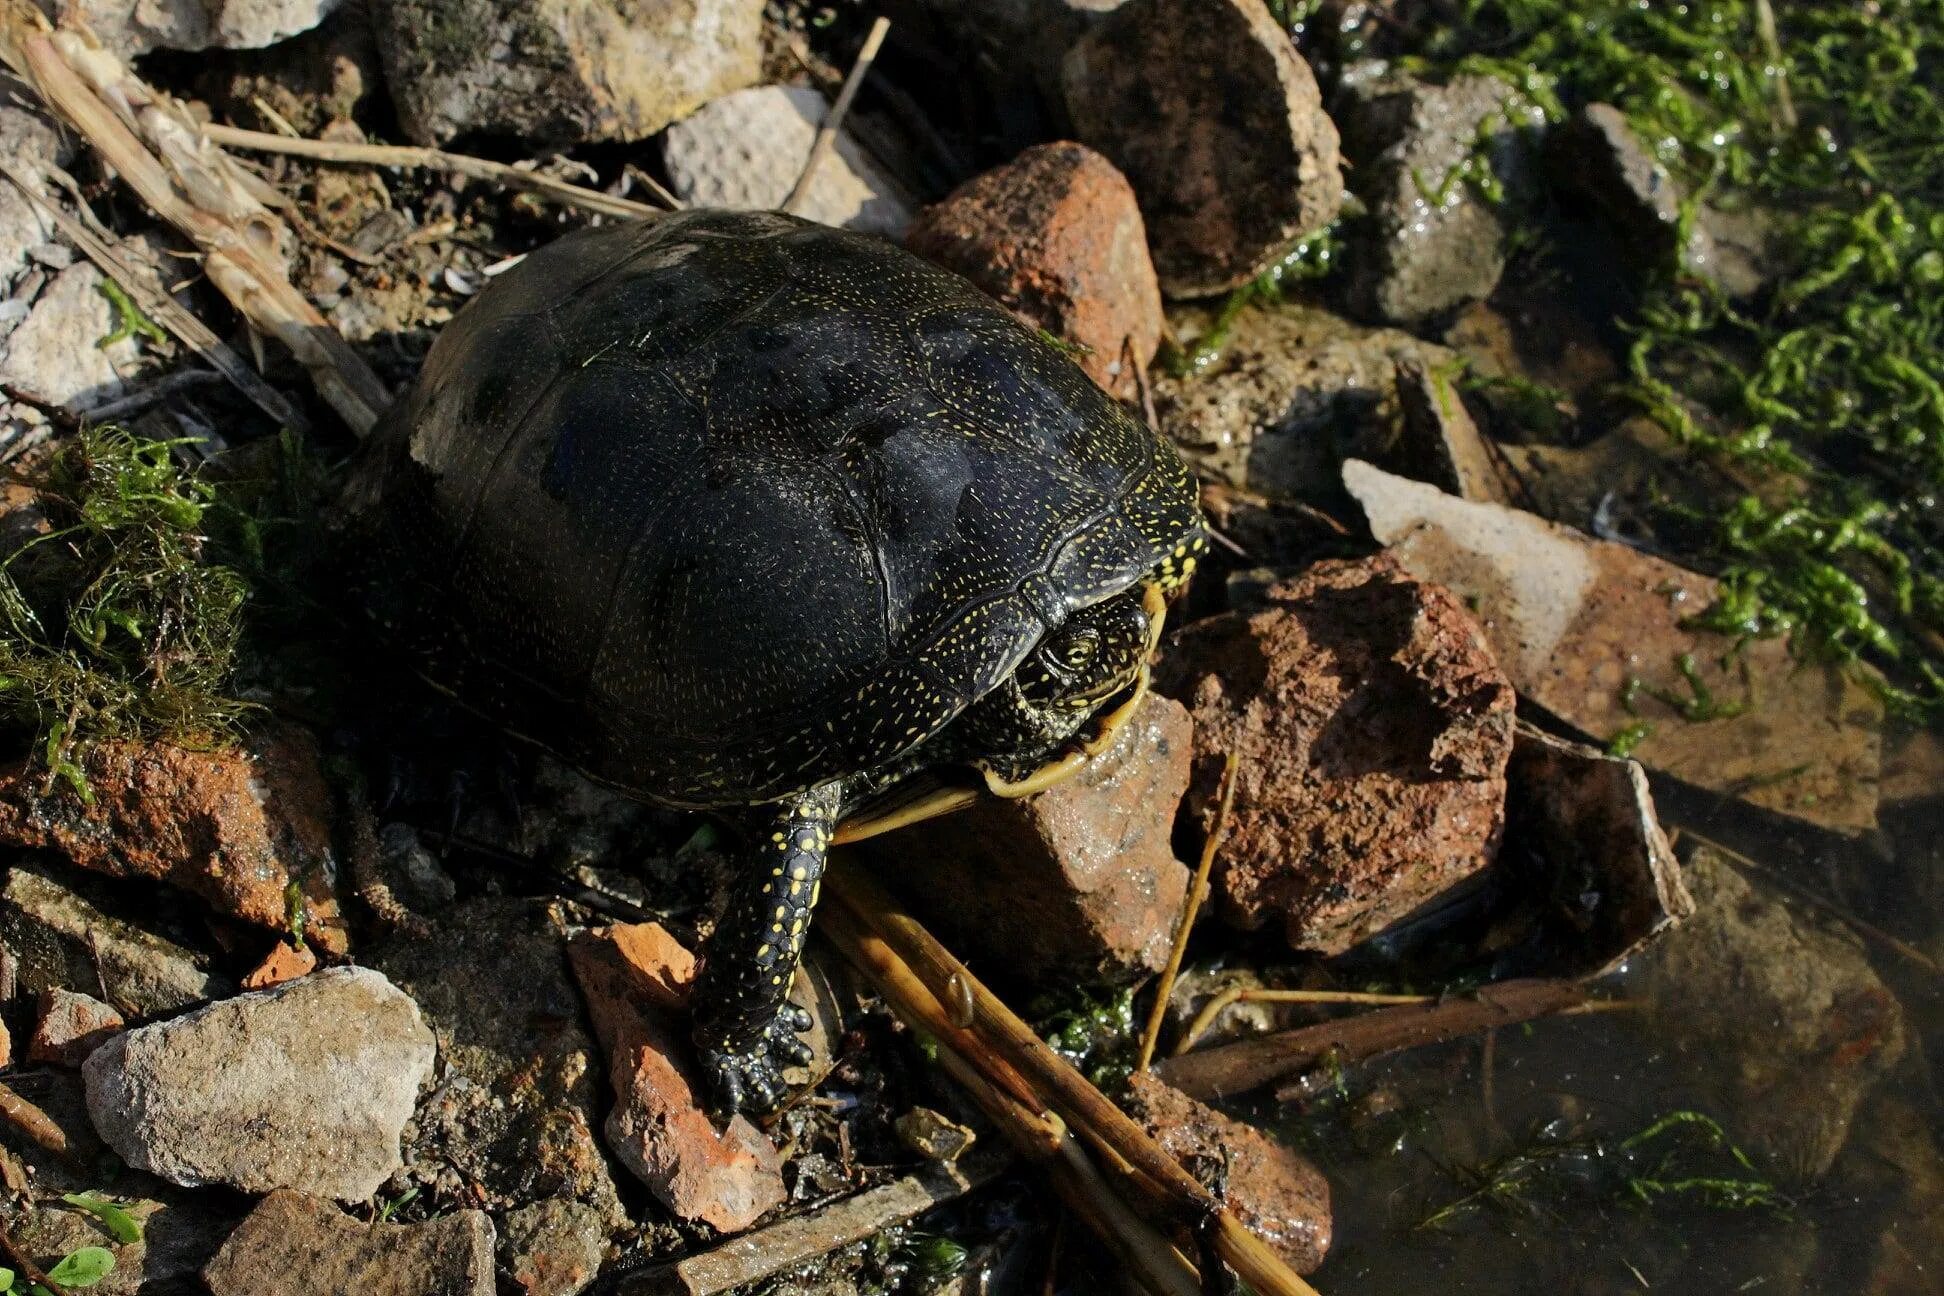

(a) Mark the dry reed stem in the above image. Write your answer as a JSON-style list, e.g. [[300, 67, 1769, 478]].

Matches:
[[781, 16, 890, 216], [1136, 753, 1239, 1072]]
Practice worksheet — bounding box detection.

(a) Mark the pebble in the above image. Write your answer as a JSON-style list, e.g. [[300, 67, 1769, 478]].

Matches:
[[1155, 553, 1516, 954], [566, 923, 786, 1233], [908, 141, 1161, 399], [663, 85, 913, 237], [861, 693, 1193, 982], [82, 968, 436, 1200], [1124, 1071, 1332, 1273], [27, 989, 124, 1067], [65, 0, 345, 57], [1064, 0, 1343, 296], [203, 1190, 495, 1296], [497, 1196, 607, 1296], [374, 0, 764, 145], [0, 725, 351, 955], [0, 263, 135, 411]]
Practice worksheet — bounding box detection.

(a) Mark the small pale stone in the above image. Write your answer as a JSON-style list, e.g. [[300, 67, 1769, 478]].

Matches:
[[203, 1190, 494, 1296], [663, 85, 912, 236], [82, 968, 436, 1200], [27, 988, 124, 1066]]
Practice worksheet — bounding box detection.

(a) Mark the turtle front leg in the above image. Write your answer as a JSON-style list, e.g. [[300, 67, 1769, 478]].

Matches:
[[691, 781, 842, 1114]]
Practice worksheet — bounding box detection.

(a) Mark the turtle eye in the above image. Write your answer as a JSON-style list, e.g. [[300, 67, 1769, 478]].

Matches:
[[1055, 627, 1101, 672]]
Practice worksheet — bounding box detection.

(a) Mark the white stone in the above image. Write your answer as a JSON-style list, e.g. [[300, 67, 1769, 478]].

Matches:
[[82, 967, 437, 1201], [0, 262, 136, 409], [63, 0, 345, 57], [663, 85, 913, 238]]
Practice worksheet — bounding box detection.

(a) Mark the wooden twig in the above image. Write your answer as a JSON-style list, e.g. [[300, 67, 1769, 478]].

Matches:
[[816, 888, 1202, 1296], [202, 123, 675, 221], [821, 853, 1322, 1296], [1136, 754, 1239, 1072], [0, 1081, 71, 1164], [0, 13, 390, 434], [1752, 0, 1797, 130], [1152, 979, 1590, 1101], [781, 16, 890, 216], [1174, 988, 1439, 1059], [626, 1148, 1011, 1295], [0, 158, 304, 431]]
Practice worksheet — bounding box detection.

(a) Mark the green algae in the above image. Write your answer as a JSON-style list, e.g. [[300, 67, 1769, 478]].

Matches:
[[1376, 0, 1944, 718], [0, 428, 250, 797]]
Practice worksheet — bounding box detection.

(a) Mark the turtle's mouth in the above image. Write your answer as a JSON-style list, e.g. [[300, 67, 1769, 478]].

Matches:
[[976, 581, 1166, 798]]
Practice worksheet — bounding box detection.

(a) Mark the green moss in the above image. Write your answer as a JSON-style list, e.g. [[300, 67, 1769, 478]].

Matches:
[[0, 428, 250, 797], [1381, 0, 1944, 718], [1417, 1108, 1781, 1230], [1161, 226, 1342, 377]]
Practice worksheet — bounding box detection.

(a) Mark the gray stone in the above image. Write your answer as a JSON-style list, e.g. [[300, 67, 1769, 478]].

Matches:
[[1549, 102, 1774, 298], [0, 262, 136, 409], [1153, 302, 1444, 500], [1637, 847, 1907, 1178], [203, 1190, 494, 1296], [663, 86, 913, 237], [373, 0, 765, 146], [1343, 460, 1884, 833], [1064, 0, 1343, 296], [82, 968, 436, 1200], [1337, 66, 1547, 325], [62, 0, 344, 57], [0, 87, 72, 291], [373, 897, 627, 1227], [0, 861, 229, 1018], [498, 1197, 606, 1296]]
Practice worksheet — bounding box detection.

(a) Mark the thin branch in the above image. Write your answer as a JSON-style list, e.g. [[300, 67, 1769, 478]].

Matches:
[[0, 159, 304, 431], [1152, 979, 1590, 1101], [1174, 988, 1439, 1059], [781, 16, 890, 216], [201, 123, 675, 221], [0, 14, 390, 434], [1137, 754, 1239, 1072], [821, 853, 1323, 1296]]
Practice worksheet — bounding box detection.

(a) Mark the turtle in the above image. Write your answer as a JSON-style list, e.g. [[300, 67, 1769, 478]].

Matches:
[[341, 208, 1206, 1113]]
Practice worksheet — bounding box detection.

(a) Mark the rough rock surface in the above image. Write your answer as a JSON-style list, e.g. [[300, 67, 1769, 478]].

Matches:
[[1154, 303, 1444, 500], [1342, 69, 1546, 319], [1381, 357, 1515, 505], [203, 1191, 494, 1296], [27, 989, 124, 1066], [241, 941, 318, 989], [863, 693, 1194, 981], [1155, 554, 1516, 953], [1549, 103, 1772, 299], [0, 263, 136, 410], [1638, 847, 1907, 1178], [907, 142, 1160, 399], [662, 85, 912, 236], [1501, 723, 1692, 976], [0, 727, 350, 954], [566, 923, 786, 1232], [1064, 0, 1342, 296], [0, 89, 73, 290], [498, 1197, 607, 1296], [373, 0, 764, 145], [68, 0, 344, 57], [1124, 1072, 1332, 1273], [0, 862, 229, 1017], [372, 897, 625, 1225], [82, 968, 435, 1200], [1345, 460, 1884, 831], [1336, 66, 1547, 325]]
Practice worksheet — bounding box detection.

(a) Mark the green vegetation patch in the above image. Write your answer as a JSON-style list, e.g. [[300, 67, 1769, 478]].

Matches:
[[1389, 0, 1944, 716], [0, 428, 250, 797]]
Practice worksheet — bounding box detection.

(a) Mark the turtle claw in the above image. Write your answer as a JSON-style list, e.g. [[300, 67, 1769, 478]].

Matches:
[[698, 1008, 813, 1116]]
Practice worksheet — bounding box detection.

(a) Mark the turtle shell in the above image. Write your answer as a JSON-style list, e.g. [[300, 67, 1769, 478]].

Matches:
[[346, 209, 1202, 807]]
